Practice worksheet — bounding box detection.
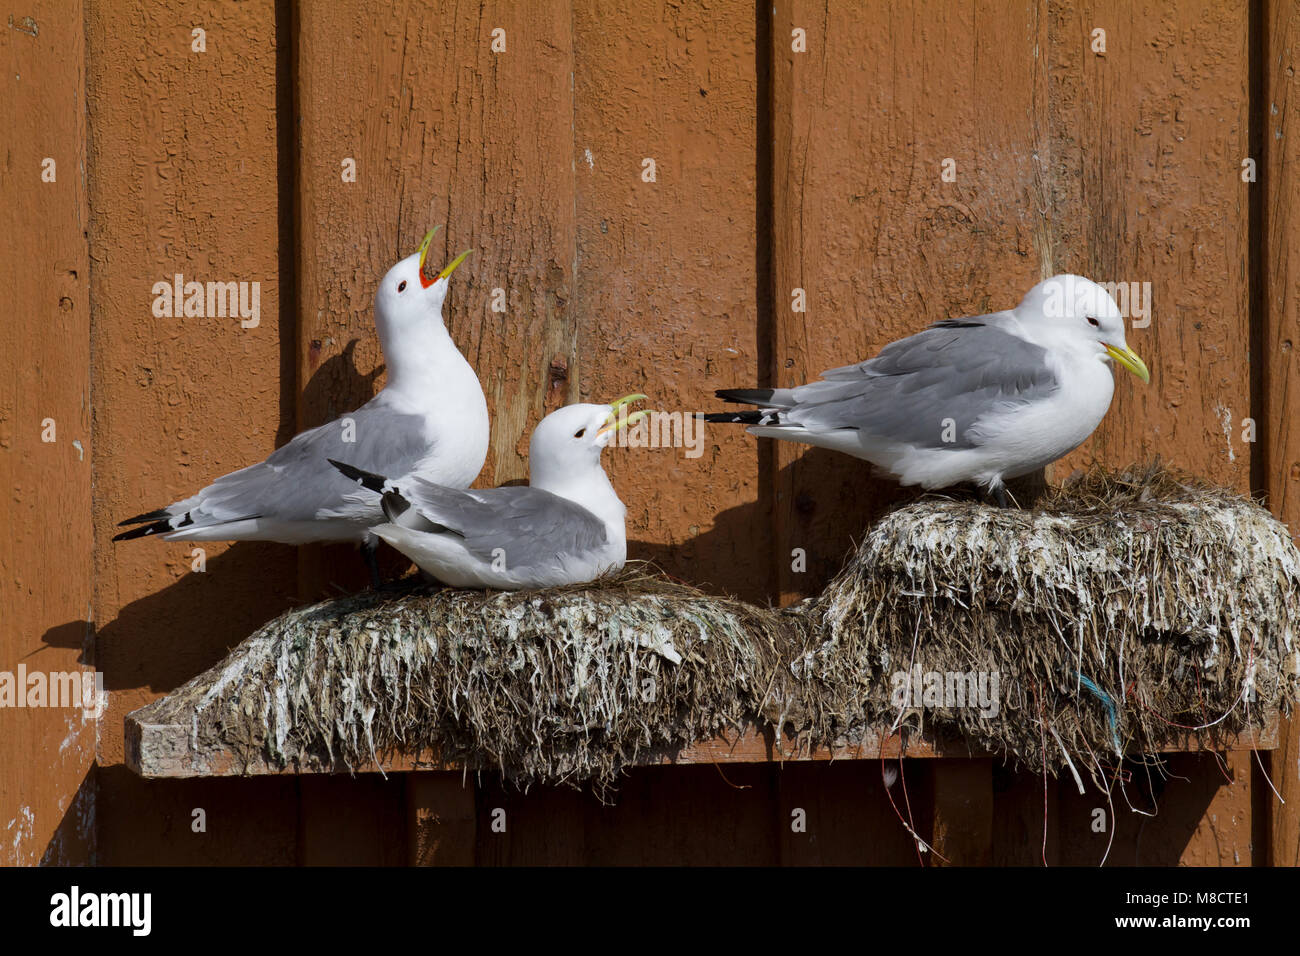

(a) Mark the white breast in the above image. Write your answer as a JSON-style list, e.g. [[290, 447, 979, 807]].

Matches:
[[389, 352, 490, 490], [965, 351, 1116, 484]]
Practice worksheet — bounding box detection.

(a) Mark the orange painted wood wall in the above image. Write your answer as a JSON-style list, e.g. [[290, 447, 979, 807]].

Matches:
[[2, 0, 1297, 865]]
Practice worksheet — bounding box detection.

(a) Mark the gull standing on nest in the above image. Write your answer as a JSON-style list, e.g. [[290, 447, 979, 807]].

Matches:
[[705, 274, 1149, 506], [116, 227, 489, 582]]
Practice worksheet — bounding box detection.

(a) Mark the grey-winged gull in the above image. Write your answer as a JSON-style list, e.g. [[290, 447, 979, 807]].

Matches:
[[114, 228, 488, 566], [705, 274, 1149, 504], [329, 396, 648, 590]]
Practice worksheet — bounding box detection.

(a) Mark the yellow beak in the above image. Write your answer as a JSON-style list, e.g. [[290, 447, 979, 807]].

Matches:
[[436, 248, 473, 281], [1104, 343, 1150, 384], [416, 226, 441, 277], [598, 393, 650, 437], [416, 226, 472, 289]]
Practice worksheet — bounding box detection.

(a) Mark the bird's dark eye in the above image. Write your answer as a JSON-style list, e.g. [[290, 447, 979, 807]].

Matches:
[[1087, 316, 1100, 327], [574, 428, 586, 438], [398, 280, 407, 293]]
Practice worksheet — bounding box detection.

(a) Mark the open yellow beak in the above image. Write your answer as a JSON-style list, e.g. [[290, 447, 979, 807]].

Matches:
[[597, 393, 650, 437], [1103, 343, 1151, 384], [416, 226, 440, 282], [416, 226, 472, 288], [416, 226, 440, 263], [436, 248, 473, 281]]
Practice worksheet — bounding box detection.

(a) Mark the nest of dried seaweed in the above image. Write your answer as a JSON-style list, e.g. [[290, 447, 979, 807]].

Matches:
[[127, 464, 1300, 794], [788, 464, 1300, 783], [130, 566, 789, 793]]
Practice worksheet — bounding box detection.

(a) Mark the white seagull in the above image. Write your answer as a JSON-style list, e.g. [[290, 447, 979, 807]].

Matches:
[[328, 396, 647, 590], [115, 228, 489, 575], [706, 274, 1149, 505]]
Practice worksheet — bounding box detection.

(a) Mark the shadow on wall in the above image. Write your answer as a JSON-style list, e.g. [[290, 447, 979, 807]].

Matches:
[[38, 766, 95, 865], [29, 322, 382, 866], [301, 338, 384, 426], [992, 752, 1248, 866], [30, 620, 92, 667], [74, 765, 307, 866], [41, 754, 1237, 865], [49, 541, 410, 695], [631, 447, 922, 605], [56, 542, 296, 693], [65, 340, 398, 695]]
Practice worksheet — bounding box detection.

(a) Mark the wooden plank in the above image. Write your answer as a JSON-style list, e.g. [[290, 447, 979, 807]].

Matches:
[[293, 0, 581, 597], [86, 0, 298, 866], [1053, 0, 1256, 866], [406, 772, 476, 866], [0, 0, 94, 865], [572, 0, 771, 603], [995, 750, 1258, 866], [1179, 751, 1255, 866], [1047, 1, 1253, 494], [581, 765, 777, 866], [992, 761, 1060, 866], [125, 710, 1281, 779], [770, 0, 1052, 603], [474, 777, 588, 866], [776, 760, 921, 865], [90, 766, 299, 866], [930, 759, 994, 866], [1263, 0, 1300, 868], [292, 0, 581, 859], [61, 0, 1286, 867], [297, 774, 406, 865], [766, 0, 1263, 867]]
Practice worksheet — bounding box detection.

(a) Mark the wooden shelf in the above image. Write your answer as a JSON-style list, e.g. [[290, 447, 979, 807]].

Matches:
[[125, 711, 1280, 779]]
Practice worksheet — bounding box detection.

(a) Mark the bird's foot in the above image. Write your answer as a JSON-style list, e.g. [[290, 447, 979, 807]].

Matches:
[[990, 485, 1022, 509]]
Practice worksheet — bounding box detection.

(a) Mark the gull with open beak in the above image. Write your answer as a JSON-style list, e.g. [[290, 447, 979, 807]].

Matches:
[[116, 227, 489, 583], [706, 274, 1149, 506], [329, 395, 648, 590]]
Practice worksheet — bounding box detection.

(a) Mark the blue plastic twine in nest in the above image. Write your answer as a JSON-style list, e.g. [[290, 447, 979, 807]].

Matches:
[[1076, 672, 1122, 756]]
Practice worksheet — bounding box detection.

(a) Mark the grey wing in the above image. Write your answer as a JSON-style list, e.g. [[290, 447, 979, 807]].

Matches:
[[783, 320, 1059, 450], [183, 398, 430, 525], [400, 480, 608, 567]]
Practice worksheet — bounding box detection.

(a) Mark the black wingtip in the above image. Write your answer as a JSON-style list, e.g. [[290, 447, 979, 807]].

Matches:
[[703, 410, 777, 425], [113, 510, 198, 542], [117, 508, 170, 527], [715, 387, 775, 406], [113, 519, 168, 542], [329, 458, 388, 493]]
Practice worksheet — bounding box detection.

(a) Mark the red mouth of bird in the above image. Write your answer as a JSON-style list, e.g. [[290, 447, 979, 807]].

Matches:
[[418, 245, 473, 291]]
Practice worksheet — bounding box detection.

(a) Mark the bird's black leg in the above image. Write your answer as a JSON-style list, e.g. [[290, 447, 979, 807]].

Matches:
[[363, 539, 382, 590], [992, 484, 1009, 509]]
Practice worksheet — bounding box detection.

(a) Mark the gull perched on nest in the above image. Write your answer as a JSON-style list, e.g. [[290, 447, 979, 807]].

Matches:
[[330, 396, 648, 590], [706, 274, 1149, 505], [115, 228, 488, 575]]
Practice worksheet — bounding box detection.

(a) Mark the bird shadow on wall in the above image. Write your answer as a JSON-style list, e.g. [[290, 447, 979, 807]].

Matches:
[[29, 620, 92, 666], [300, 338, 383, 426], [45, 542, 299, 693], [46, 340, 393, 694]]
